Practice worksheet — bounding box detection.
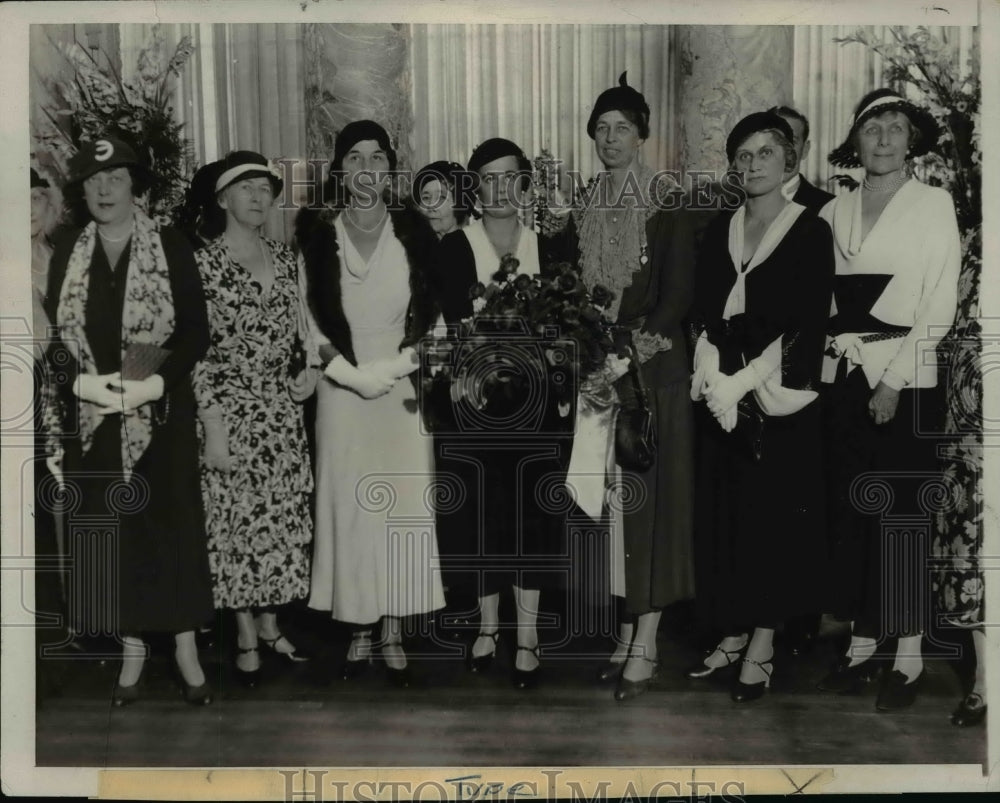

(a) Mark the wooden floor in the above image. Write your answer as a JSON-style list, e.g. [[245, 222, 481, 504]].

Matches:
[[35, 602, 987, 768]]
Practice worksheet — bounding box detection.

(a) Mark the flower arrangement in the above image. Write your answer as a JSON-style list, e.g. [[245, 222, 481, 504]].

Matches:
[[421, 256, 621, 431], [33, 25, 196, 223]]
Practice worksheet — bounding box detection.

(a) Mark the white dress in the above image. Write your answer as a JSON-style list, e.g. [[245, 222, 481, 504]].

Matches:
[[307, 215, 445, 623]]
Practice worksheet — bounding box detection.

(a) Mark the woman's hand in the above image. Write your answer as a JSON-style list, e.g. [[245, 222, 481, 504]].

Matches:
[[104, 375, 164, 415], [74, 372, 124, 409], [289, 367, 319, 403], [202, 420, 235, 472], [714, 405, 738, 433], [324, 355, 394, 399], [605, 353, 632, 383], [361, 350, 417, 382], [868, 381, 901, 425], [704, 373, 749, 417], [352, 368, 395, 399]]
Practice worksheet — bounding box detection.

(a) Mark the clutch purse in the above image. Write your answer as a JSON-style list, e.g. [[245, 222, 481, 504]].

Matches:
[[121, 343, 171, 381], [615, 351, 657, 473], [734, 397, 765, 462]]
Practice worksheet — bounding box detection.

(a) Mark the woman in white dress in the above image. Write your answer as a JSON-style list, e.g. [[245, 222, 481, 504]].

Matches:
[[296, 120, 444, 686]]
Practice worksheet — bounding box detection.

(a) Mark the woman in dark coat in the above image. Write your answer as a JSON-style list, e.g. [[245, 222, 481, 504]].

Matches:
[[554, 74, 696, 701], [686, 113, 834, 702], [45, 137, 214, 706]]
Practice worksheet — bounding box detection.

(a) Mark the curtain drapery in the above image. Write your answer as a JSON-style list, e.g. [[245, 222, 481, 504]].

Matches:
[[409, 24, 677, 192], [120, 23, 307, 243]]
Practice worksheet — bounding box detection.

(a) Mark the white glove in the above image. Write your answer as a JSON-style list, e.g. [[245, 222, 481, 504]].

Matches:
[[105, 375, 164, 415], [715, 405, 738, 433], [74, 372, 124, 410], [605, 353, 632, 382], [202, 418, 235, 472], [705, 366, 757, 417], [324, 355, 394, 399], [361, 348, 418, 382], [690, 335, 720, 401]]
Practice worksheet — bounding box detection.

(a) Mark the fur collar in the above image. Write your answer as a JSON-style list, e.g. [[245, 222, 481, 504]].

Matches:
[[295, 202, 438, 365]]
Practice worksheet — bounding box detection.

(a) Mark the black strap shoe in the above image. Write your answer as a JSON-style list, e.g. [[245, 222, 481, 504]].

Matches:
[[951, 692, 986, 727]]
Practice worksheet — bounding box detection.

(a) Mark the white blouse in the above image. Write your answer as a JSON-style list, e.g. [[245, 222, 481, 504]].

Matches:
[[462, 217, 541, 284], [819, 180, 960, 390]]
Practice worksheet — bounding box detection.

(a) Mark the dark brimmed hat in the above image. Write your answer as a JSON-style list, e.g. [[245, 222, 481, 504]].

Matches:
[[412, 160, 465, 197], [467, 138, 530, 175], [331, 120, 398, 173], [586, 72, 650, 139], [828, 89, 940, 169], [213, 150, 283, 196], [31, 168, 50, 189], [413, 160, 476, 218], [66, 136, 150, 186], [725, 112, 795, 164]]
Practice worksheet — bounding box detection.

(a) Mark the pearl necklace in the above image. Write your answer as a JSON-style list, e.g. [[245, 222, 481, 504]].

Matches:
[[98, 224, 134, 243], [345, 206, 388, 234], [863, 172, 909, 193]]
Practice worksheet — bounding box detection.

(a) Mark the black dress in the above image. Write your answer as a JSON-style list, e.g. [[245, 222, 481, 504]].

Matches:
[[46, 228, 214, 635], [691, 208, 834, 631], [429, 229, 572, 597]]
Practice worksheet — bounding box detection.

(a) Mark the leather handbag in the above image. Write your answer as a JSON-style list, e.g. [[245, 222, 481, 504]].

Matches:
[[615, 352, 656, 473]]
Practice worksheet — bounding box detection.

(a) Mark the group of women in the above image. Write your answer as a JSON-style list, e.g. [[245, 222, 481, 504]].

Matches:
[[35, 73, 981, 725]]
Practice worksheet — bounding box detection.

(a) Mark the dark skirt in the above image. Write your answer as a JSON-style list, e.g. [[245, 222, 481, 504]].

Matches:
[[694, 397, 827, 632], [620, 375, 695, 615], [823, 367, 945, 639], [432, 392, 572, 598], [61, 382, 214, 635]]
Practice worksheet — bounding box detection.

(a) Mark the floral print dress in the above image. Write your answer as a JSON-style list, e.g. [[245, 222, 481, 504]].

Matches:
[[193, 237, 313, 609]]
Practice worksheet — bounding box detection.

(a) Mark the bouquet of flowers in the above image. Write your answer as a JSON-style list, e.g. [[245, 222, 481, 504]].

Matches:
[[33, 25, 197, 223], [421, 256, 622, 432]]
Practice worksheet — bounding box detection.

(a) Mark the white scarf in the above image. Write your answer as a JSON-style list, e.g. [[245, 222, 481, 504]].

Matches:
[[55, 209, 175, 481]]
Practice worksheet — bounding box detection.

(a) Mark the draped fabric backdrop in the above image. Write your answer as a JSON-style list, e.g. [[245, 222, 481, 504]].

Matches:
[[408, 24, 677, 189]]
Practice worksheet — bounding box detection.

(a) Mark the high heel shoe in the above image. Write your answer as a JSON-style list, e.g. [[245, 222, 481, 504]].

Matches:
[[595, 660, 626, 685], [112, 681, 140, 707], [731, 656, 772, 703], [172, 665, 213, 706], [467, 631, 500, 674], [381, 641, 412, 688], [685, 641, 745, 679], [816, 654, 881, 694], [340, 640, 373, 681], [512, 645, 540, 690], [235, 645, 261, 688], [258, 632, 311, 663], [875, 669, 921, 711], [180, 679, 214, 706], [614, 656, 659, 702], [951, 692, 986, 727]]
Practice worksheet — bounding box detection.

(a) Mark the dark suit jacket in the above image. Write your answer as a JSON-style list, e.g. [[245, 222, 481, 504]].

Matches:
[[792, 175, 835, 212]]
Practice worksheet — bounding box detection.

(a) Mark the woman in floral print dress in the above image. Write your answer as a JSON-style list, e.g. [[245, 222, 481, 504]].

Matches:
[[191, 151, 313, 686]]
